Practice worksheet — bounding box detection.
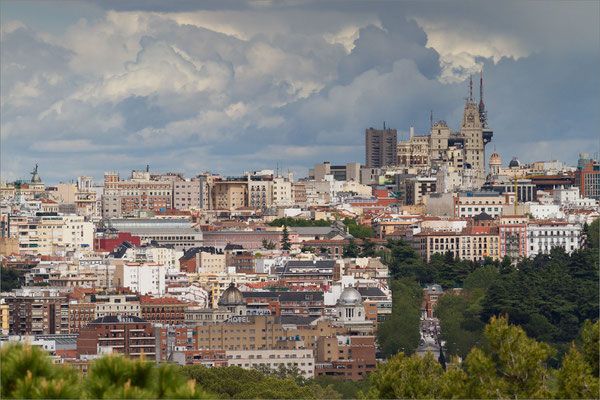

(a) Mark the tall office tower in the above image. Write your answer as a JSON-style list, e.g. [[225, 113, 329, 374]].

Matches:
[[365, 125, 397, 168]]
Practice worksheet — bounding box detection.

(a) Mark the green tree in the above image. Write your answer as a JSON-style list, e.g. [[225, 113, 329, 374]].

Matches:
[[280, 225, 292, 250], [377, 278, 422, 358], [436, 292, 485, 359], [1, 265, 21, 291], [462, 315, 554, 399], [1, 342, 82, 399], [308, 375, 369, 399], [366, 352, 465, 399], [84, 354, 208, 399], [360, 238, 376, 257], [555, 343, 600, 399], [342, 238, 360, 258], [183, 365, 314, 399], [343, 217, 375, 239], [581, 319, 599, 377], [584, 218, 599, 249]]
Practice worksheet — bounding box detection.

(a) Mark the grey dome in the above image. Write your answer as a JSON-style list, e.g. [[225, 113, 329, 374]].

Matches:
[[508, 157, 520, 168], [338, 287, 362, 305], [218, 283, 244, 306]]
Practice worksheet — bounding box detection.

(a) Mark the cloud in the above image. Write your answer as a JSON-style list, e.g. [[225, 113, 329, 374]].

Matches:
[[0, 1, 598, 185]]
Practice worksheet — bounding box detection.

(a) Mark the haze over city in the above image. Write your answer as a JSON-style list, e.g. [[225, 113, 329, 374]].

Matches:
[[1, 0, 598, 184]]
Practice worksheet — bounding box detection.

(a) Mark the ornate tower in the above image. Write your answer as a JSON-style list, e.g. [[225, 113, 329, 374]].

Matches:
[[461, 75, 486, 186]]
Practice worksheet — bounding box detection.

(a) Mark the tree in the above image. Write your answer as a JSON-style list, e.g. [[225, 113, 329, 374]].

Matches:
[[300, 245, 316, 253], [342, 238, 360, 258], [555, 343, 600, 399], [360, 238, 376, 257], [462, 315, 553, 399], [366, 351, 468, 399], [280, 225, 291, 250], [1, 266, 21, 291], [183, 365, 314, 399], [1, 342, 81, 399], [584, 218, 599, 249], [369, 315, 560, 399], [377, 278, 422, 358], [436, 292, 485, 360], [84, 354, 208, 399]]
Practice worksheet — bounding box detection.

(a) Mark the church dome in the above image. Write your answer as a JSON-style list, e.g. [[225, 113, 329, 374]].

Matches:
[[489, 151, 501, 165], [338, 287, 362, 305], [508, 157, 521, 168], [218, 283, 244, 306]]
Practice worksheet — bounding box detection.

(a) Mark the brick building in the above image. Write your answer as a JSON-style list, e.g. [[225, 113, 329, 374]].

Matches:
[[315, 335, 377, 381], [77, 315, 155, 359]]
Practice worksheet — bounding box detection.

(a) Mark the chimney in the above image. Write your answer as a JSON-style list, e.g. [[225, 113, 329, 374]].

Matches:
[[410, 126, 414, 140]]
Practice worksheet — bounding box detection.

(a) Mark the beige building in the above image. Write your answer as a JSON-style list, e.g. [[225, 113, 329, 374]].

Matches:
[[93, 294, 141, 319], [226, 348, 315, 377], [197, 251, 227, 274], [397, 127, 430, 168], [272, 175, 293, 206], [460, 226, 500, 262], [454, 191, 512, 218], [15, 215, 93, 255], [210, 180, 248, 210], [0, 301, 9, 335]]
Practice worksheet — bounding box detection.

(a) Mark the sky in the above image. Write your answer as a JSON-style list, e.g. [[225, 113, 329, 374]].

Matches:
[[1, 0, 598, 185]]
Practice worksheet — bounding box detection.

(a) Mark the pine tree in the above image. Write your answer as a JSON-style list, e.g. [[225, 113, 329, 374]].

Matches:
[[280, 225, 291, 250]]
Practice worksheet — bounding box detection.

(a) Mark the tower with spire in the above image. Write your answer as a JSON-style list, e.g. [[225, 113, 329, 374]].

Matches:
[[458, 73, 493, 187]]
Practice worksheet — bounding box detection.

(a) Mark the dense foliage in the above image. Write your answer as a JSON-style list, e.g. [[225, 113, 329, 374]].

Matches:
[[269, 218, 330, 227], [367, 316, 599, 399], [481, 246, 598, 348], [376, 278, 422, 358], [183, 365, 314, 399], [342, 217, 375, 239], [1, 265, 21, 291], [0, 343, 210, 399]]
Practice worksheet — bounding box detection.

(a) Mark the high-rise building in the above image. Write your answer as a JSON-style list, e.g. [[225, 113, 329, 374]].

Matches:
[[575, 153, 600, 199], [365, 125, 397, 168]]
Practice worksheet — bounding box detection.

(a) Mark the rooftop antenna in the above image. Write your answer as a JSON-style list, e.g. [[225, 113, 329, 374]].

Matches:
[[383, 121, 386, 130], [430, 110, 433, 128], [469, 75, 473, 102], [146, 164, 149, 173], [479, 70, 484, 105]]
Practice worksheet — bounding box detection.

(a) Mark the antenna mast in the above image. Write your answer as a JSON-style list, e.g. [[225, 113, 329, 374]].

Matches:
[[469, 75, 473, 102]]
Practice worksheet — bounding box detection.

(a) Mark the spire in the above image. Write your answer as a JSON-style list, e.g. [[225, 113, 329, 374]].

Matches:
[[479, 69, 484, 107], [478, 69, 488, 127], [469, 75, 473, 102]]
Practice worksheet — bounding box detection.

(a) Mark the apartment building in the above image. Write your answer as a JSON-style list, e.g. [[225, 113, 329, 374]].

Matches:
[[460, 226, 500, 262], [227, 348, 315, 377], [453, 191, 512, 218], [77, 315, 156, 359], [139, 296, 187, 325], [102, 170, 173, 218], [14, 215, 94, 255], [113, 263, 167, 296], [575, 153, 600, 199], [315, 335, 377, 381], [412, 231, 461, 262], [527, 221, 581, 257]]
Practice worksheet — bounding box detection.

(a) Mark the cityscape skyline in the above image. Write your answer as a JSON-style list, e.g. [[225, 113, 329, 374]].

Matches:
[[1, 1, 599, 185]]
